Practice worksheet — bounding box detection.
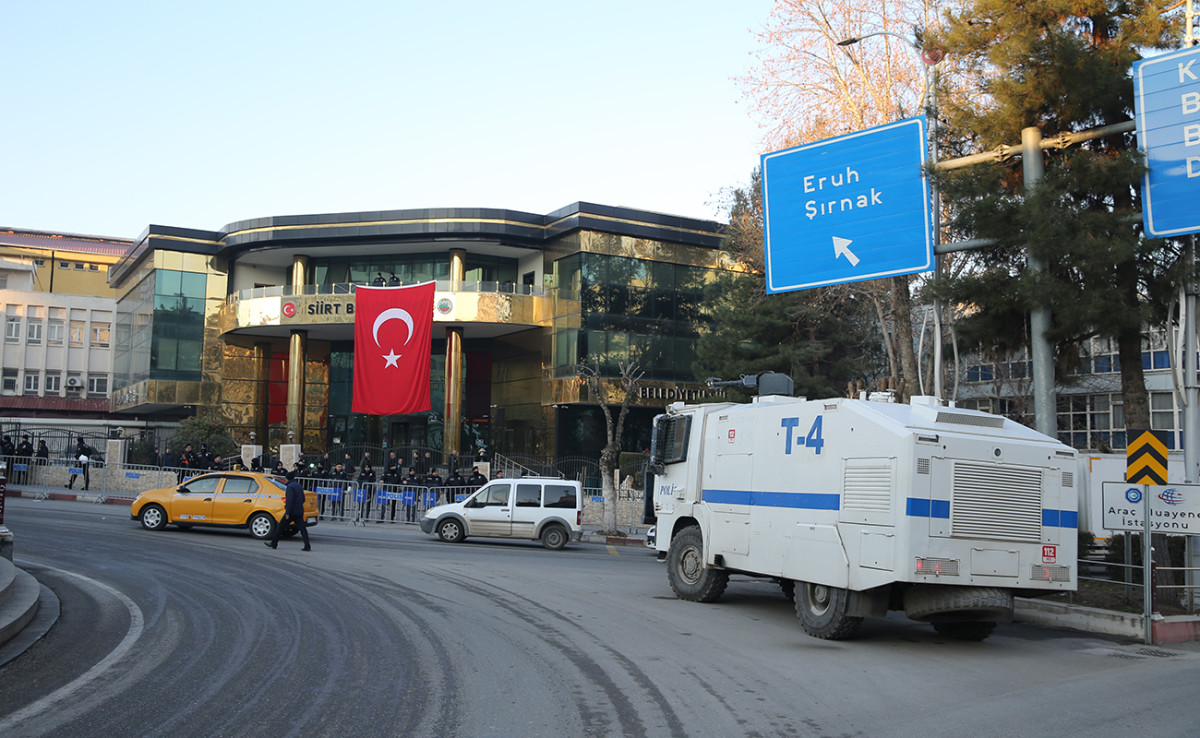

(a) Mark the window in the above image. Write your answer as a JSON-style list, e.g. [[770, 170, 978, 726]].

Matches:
[[182, 476, 221, 494], [543, 484, 578, 509], [69, 321, 85, 346], [515, 484, 541, 507], [5, 317, 19, 343], [223, 477, 256, 494], [89, 264, 100, 272], [24, 372, 40, 395], [34, 258, 45, 267], [1150, 391, 1176, 432], [59, 261, 69, 269], [2, 368, 16, 392], [0, 274, 7, 289], [91, 323, 110, 347], [478, 483, 511, 506], [74, 262, 84, 271], [26, 320, 42, 345], [45, 374, 61, 393], [87, 375, 109, 396], [48, 320, 64, 345]]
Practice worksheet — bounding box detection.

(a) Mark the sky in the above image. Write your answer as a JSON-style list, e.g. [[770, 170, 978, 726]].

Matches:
[[1, 1, 775, 239]]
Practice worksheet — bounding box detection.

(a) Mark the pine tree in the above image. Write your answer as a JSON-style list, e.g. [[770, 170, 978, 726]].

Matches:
[[931, 0, 1184, 432]]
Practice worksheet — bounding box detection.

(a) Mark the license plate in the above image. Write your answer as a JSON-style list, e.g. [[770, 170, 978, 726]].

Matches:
[[306, 517, 317, 525]]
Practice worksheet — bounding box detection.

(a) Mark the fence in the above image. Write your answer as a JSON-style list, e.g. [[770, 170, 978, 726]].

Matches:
[[1, 456, 647, 530]]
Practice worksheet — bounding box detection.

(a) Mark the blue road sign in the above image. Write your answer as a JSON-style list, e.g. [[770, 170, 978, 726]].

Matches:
[[1135, 45, 1200, 238], [761, 117, 933, 294]]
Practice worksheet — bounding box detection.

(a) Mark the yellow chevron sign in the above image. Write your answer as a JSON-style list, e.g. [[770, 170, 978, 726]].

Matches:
[[1126, 429, 1168, 485]]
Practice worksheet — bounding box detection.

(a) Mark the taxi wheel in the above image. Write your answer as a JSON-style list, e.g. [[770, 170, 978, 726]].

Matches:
[[139, 504, 167, 531], [248, 512, 277, 540]]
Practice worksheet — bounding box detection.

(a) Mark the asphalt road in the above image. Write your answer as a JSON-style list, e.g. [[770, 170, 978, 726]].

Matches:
[[3, 497, 1200, 737]]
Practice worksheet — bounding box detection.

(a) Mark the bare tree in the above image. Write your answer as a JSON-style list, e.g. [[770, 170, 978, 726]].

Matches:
[[578, 359, 644, 535], [740, 1, 963, 401]]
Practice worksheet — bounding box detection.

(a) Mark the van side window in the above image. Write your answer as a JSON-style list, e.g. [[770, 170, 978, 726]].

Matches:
[[543, 484, 577, 509], [480, 483, 511, 506], [515, 484, 540, 507]]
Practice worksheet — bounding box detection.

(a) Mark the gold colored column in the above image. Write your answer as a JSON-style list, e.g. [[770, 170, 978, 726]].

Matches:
[[287, 330, 307, 445], [287, 254, 310, 446], [449, 248, 466, 286], [444, 327, 463, 457], [291, 254, 309, 291], [443, 249, 467, 457]]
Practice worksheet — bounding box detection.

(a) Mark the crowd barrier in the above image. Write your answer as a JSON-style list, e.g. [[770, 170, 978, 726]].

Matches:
[[1, 458, 648, 530]]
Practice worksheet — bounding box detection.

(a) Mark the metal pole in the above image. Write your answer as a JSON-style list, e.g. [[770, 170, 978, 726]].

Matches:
[[1187, 234, 1200, 610], [1022, 127, 1058, 437], [928, 62, 943, 401], [1144, 485, 1154, 643]]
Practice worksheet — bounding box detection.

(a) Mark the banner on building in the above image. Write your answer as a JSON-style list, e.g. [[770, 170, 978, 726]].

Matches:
[[352, 282, 435, 415]]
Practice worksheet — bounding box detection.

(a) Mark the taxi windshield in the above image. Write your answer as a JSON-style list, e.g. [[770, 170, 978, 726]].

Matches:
[[266, 477, 288, 491]]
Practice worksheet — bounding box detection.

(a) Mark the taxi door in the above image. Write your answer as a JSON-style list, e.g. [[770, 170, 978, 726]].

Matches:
[[212, 475, 262, 524], [171, 475, 221, 523]]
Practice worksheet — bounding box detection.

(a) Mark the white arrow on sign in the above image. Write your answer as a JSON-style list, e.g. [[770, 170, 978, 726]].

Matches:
[[832, 236, 860, 267]]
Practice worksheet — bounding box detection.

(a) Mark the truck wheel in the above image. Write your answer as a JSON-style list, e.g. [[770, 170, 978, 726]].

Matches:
[[667, 526, 728, 603], [903, 585, 1013, 623], [778, 578, 796, 602], [796, 582, 862, 640], [932, 621, 997, 641]]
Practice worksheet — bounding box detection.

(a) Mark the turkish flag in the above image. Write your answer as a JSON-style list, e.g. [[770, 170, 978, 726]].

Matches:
[[352, 282, 436, 415]]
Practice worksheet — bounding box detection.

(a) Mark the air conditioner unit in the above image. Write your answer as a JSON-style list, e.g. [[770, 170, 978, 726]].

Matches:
[[66, 377, 83, 388]]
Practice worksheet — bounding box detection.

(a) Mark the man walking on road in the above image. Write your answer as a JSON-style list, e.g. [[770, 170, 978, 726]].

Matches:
[[265, 470, 311, 551]]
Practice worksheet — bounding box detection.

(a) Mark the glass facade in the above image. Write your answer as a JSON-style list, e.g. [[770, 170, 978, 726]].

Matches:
[[553, 253, 721, 381], [328, 344, 447, 447], [311, 253, 517, 287], [114, 267, 208, 386]]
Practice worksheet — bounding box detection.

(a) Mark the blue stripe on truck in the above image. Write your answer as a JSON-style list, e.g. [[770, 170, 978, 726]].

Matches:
[[702, 489, 840, 510]]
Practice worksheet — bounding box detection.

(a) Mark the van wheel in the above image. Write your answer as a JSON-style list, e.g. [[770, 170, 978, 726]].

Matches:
[[541, 525, 568, 550], [437, 518, 465, 543], [667, 525, 728, 602], [796, 582, 862, 640]]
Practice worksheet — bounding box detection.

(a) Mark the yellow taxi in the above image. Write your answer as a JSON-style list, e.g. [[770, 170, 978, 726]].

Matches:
[[130, 471, 318, 540]]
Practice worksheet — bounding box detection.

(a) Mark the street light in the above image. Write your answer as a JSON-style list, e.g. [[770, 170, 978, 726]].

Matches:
[[838, 28, 946, 400]]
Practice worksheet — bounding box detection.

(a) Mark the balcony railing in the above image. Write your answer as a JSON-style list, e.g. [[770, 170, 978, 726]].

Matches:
[[228, 280, 545, 304]]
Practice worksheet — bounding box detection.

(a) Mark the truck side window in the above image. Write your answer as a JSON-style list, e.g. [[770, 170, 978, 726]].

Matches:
[[654, 415, 691, 465], [514, 484, 540, 507], [543, 484, 577, 509]]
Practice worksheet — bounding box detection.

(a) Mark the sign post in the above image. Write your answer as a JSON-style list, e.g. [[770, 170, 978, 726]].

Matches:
[[760, 118, 933, 294]]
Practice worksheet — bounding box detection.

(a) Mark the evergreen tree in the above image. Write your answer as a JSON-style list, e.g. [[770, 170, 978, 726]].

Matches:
[[696, 171, 886, 400], [931, 0, 1184, 432]]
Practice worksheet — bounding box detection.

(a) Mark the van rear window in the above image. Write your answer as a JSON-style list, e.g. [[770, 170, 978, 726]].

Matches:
[[543, 484, 577, 508]]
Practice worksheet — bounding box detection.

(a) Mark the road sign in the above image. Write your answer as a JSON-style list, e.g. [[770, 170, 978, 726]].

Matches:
[[1126, 429, 1168, 485], [1134, 45, 1200, 238], [1101, 481, 1200, 532], [761, 117, 933, 294]]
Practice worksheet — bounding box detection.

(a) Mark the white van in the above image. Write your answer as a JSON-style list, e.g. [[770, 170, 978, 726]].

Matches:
[[419, 477, 583, 549]]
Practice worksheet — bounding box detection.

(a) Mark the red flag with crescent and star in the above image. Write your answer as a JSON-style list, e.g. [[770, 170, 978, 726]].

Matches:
[[352, 281, 436, 415]]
